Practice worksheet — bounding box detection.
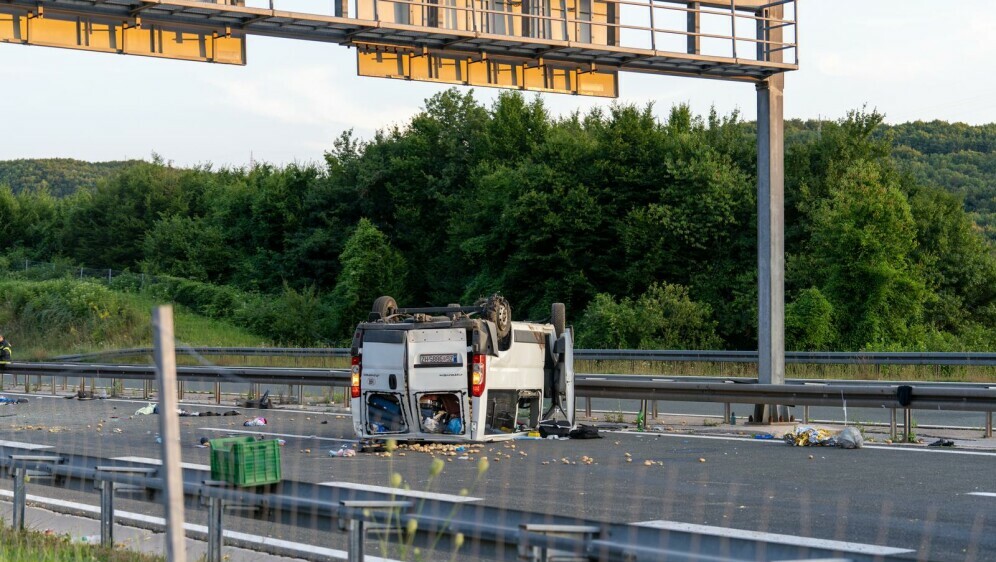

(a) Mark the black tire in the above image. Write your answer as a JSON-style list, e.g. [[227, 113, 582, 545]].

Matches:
[[551, 302, 566, 338], [488, 295, 512, 340], [371, 296, 398, 320]]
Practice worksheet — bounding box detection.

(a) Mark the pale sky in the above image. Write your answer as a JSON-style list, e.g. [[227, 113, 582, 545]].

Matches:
[[3, 0, 995, 168]]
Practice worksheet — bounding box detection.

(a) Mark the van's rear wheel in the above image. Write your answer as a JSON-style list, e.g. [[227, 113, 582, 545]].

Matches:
[[551, 303, 566, 338], [484, 295, 511, 338], [371, 296, 398, 320]]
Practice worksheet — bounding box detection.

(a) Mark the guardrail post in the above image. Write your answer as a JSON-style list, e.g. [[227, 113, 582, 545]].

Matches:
[[518, 523, 603, 562], [215, 382, 221, 405], [585, 397, 592, 418], [298, 385, 305, 406], [207, 496, 223, 562], [9, 455, 65, 531], [723, 403, 731, 424], [890, 409, 897, 441], [986, 411, 992, 439], [339, 500, 412, 562], [99, 480, 114, 546], [95, 465, 159, 547], [12, 466, 26, 530], [903, 408, 912, 442]]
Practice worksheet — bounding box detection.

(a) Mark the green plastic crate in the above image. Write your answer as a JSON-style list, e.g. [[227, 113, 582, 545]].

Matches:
[[209, 436, 281, 487]]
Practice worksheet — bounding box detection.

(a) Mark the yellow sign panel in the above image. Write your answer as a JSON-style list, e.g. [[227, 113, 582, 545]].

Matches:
[[358, 50, 618, 98], [0, 7, 244, 65]]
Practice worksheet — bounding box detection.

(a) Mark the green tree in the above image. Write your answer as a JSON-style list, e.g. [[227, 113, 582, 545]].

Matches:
[[328, 219, 407, 341], [807, 161, 926, 349], [785, 287, 834, 350], [575, 283, 721, 350]]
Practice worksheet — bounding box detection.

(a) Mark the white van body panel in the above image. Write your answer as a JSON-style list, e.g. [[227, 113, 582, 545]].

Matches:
[[350, 308, 572, 442]]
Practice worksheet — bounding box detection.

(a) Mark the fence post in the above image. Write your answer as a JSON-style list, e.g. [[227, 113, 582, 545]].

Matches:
[[99, 480, 115, 546], [890, 408, 897, 441], [12, 467, 27, 530], [207, 496, 224, 562], [153, 305, 188, 562]]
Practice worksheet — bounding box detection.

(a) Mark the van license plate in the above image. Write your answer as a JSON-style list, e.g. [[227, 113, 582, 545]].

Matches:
[[419, 353, 459, 365]]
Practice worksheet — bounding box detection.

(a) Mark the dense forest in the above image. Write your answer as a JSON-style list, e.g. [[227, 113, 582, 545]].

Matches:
[[0, 158, 139, 198], [1, 90, 994, 351]]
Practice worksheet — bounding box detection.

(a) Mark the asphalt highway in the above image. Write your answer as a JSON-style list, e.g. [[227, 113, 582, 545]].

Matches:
[[0, 393, 993, 561]]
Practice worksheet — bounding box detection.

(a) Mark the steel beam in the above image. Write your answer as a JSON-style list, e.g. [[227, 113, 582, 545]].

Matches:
[[753, 3, 786, 424]]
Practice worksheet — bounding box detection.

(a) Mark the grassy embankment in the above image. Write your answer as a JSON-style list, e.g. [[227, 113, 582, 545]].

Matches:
[[0, 278, 265, 360]]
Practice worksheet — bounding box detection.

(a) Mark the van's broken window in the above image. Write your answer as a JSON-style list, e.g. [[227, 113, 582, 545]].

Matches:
[[366, 393, 408, 433], [417, 393, 464, 434]]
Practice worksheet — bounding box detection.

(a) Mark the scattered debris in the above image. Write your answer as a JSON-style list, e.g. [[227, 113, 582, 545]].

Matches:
[[784, 426, 865, 449], [0, 396, 28, 405], [928, 438, 955, 447], [569, 424, 602, 439], [135, 403, 156, 415], [242, 390, 272, 409], [330, 446, 356, 457], [783, 426, 837, 447], [837, 427, 864, 449], [244, 417, 267, 427]]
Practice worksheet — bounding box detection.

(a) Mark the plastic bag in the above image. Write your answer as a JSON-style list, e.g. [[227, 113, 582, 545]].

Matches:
[[446, 417, 463, 434], [423, 417, 442, 433], [243, 417, 267, 427], [837, 427, 864, 449]]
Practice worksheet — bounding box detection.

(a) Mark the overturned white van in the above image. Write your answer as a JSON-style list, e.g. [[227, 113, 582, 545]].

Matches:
[[349, 295, 574, 442]]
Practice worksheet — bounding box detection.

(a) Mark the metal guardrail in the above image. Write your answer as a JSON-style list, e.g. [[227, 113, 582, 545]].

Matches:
[[7, 362, 996, 409], [4, 362, 995, 439], [55, 347, 996, 366], [0, 451, 910, 562]]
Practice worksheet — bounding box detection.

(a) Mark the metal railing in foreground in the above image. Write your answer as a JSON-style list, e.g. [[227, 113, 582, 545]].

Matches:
[[0, 451, 907, 562]]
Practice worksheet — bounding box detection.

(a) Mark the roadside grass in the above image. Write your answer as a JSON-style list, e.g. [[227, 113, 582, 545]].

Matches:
[[0, 524, 164, 562], [574, 359, 996, 383], [0, 280, 266, 360]]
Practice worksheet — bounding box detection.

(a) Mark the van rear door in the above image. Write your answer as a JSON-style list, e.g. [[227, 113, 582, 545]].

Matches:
[[407, 329, 469, 436], [359, 330, 410, 435]]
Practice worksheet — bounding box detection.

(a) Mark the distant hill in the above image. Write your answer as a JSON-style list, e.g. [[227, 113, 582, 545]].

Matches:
[[0, 158, 142, 197], [885, 121, 996, 241]]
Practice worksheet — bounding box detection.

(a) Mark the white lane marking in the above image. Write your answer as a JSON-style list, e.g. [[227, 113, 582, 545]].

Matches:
[[968, 492, 996, 498], [113, 456, 211, 471], [199, 426, 357, 443], [319, 481, 482, 503], [0, 439, 54, 450], [606, 431, 783, 444], [861, 445, 996, 457], [609, 430, 996, 456], [0, 489, 397, 561], [634, 520, 915, 556]]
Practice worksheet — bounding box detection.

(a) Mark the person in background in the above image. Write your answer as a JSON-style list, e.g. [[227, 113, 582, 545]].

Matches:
[[0, 334, 10, 364]]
